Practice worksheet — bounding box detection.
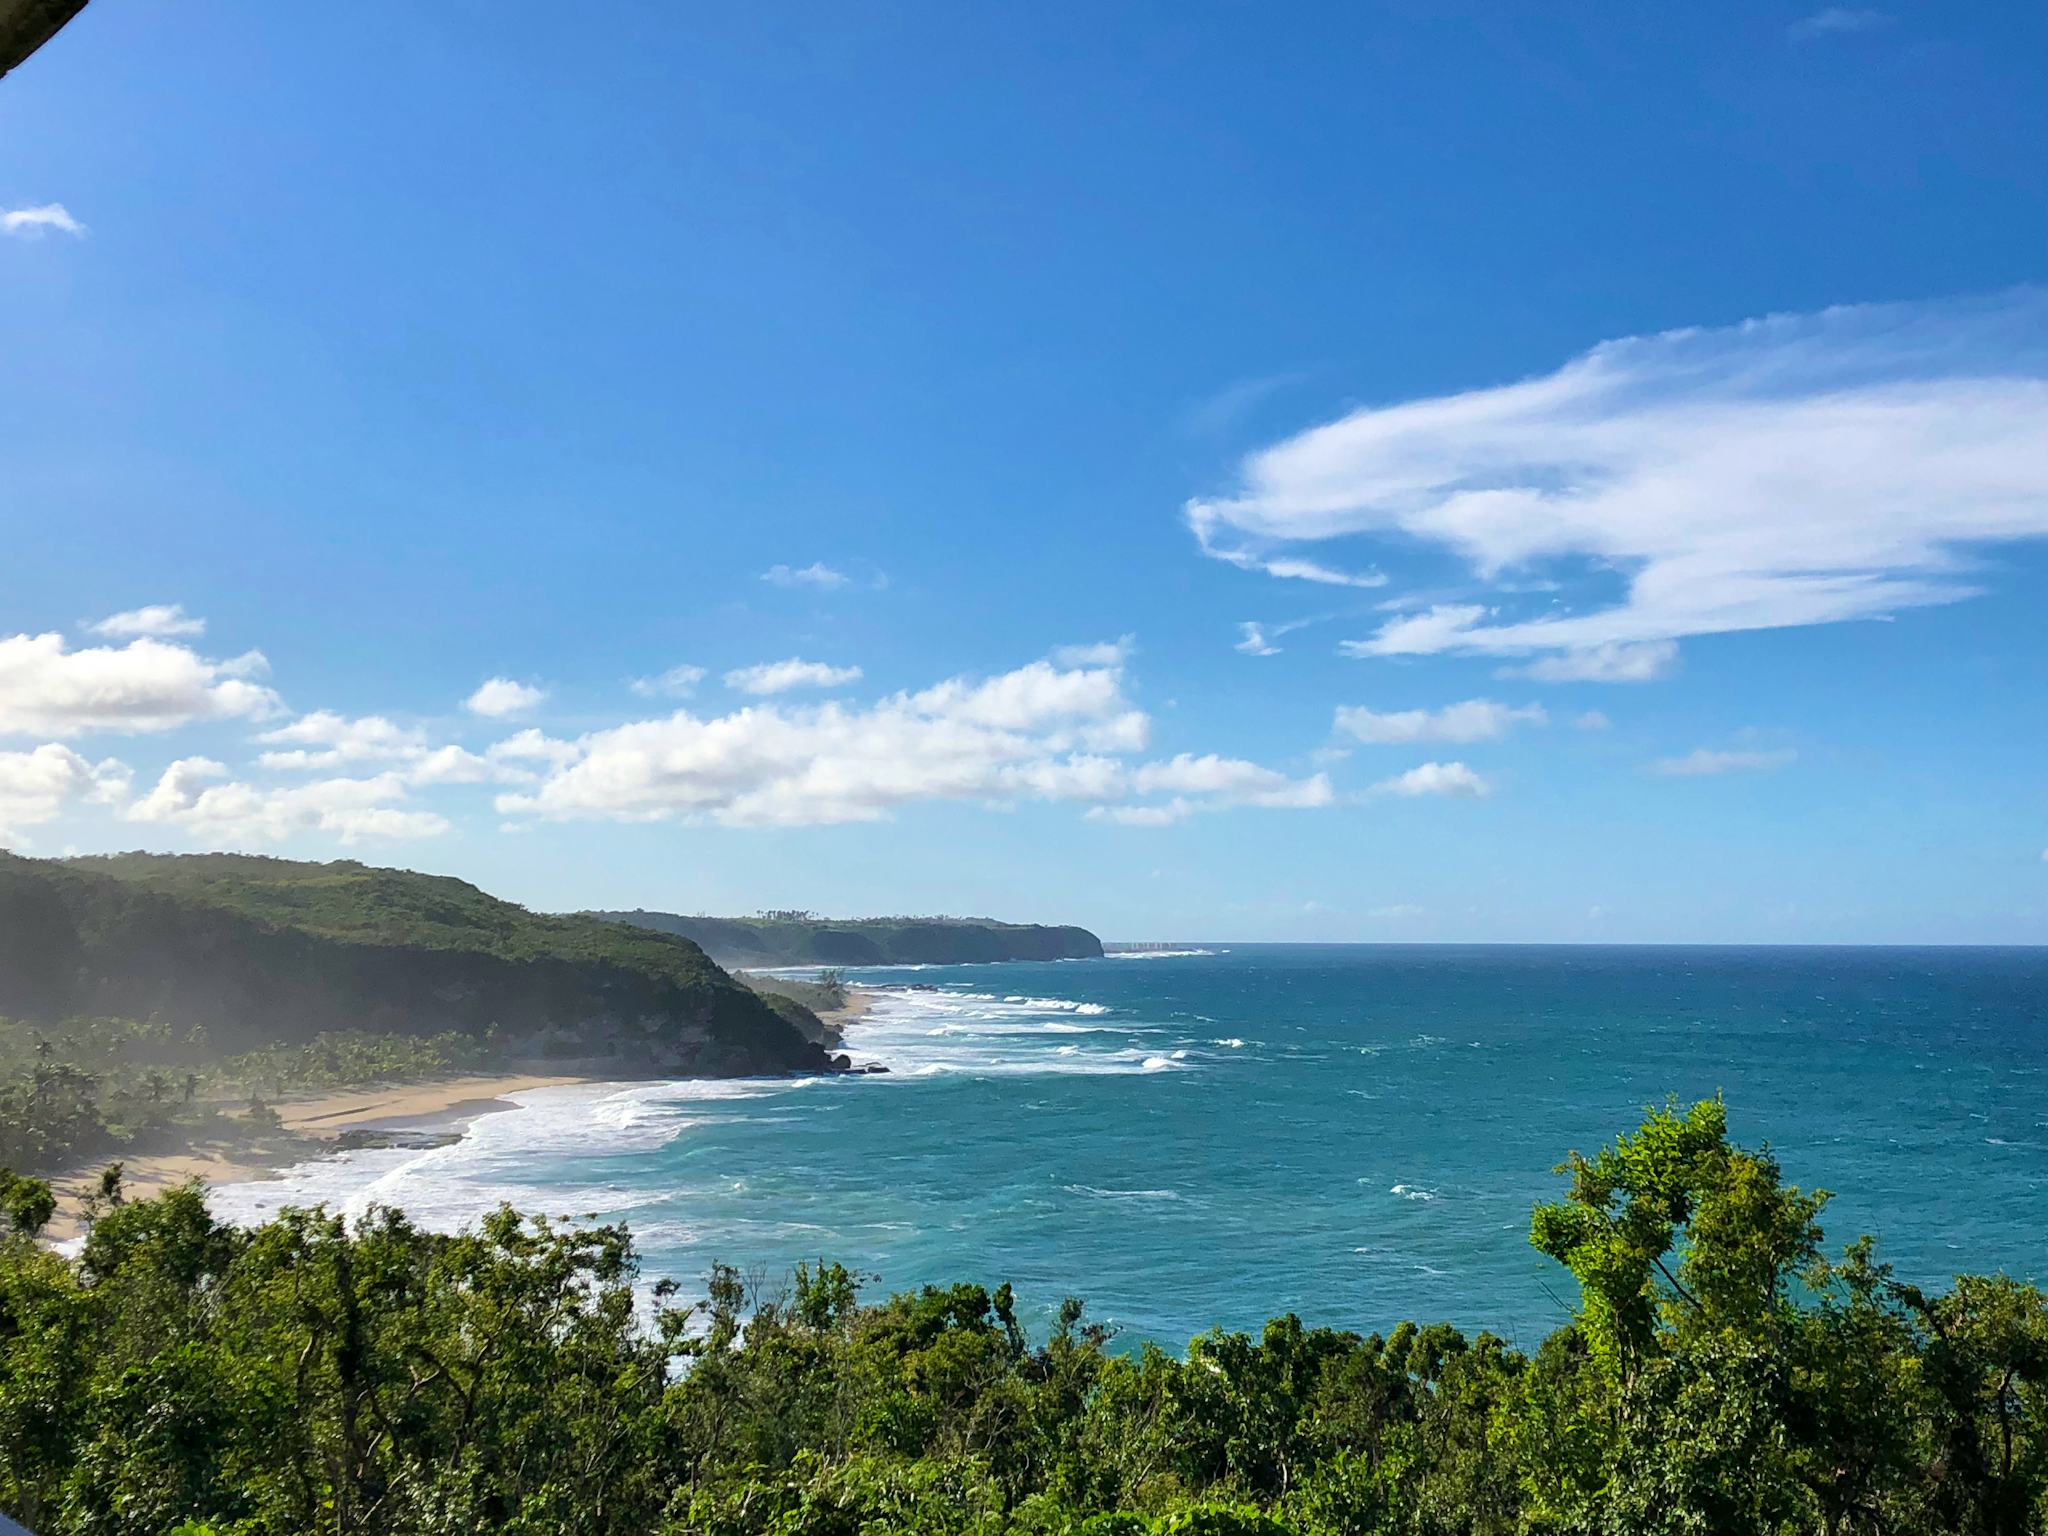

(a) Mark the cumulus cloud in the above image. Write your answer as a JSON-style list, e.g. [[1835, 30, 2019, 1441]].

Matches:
[[0, 632, 282, 737], [1370, 761, 1491, 798], [630, 664, 707, 699], [495, 656, 1316, 830], [724, 658, 864, 696], [1, 203, 85, 238], [256, 711, 424, 771], [0, 745, 131, 846], [89, 604, 205, 639], [1192, 294, 2048, 675], [127, 759, 449, 845], [465, 677, 546, 717], [1574, 710, 1612, 731], [1335, 698, 1545, 745], [1648, 747, 1797, 778], [762, 561, 851, 589], [256, 710, 526, 787]]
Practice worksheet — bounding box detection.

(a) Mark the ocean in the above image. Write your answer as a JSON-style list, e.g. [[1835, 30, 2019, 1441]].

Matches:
[[211, 944, 2048, 1348]]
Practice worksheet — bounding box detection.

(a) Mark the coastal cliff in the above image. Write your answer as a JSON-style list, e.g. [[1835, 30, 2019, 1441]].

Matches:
[[0, 852, 835, 1077], [588, 909, 1104, 968]]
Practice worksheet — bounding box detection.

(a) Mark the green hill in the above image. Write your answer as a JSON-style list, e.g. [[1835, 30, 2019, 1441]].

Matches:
[[0, 852, 834, 1076], [587, 909, 1104, 968]]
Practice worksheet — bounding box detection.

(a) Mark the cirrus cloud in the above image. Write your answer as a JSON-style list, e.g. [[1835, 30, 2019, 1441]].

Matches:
[[1191, 293, 2048, 678]]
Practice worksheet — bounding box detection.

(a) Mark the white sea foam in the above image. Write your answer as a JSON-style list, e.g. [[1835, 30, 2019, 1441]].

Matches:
[[1211, 1037, 1248, 1049], [1390, 1183, 1440, 1202], [1065, 1184, 1182, 1201], [208, 1078, 803, 1234], [843, 985, 1186, 1080], [1106, 948, 1221, 959]]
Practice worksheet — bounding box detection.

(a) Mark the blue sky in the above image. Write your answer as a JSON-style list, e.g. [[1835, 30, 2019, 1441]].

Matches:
[[1, 1, 2043, 942]]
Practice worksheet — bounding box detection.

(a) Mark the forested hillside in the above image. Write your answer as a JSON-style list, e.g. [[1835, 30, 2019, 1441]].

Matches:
[[592, 908, 1103, 968], [1, 1099, 2041, 1534], [0, 853, 834, 1077]]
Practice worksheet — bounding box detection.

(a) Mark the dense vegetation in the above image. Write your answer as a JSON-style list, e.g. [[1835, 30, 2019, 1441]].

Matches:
[[2, 1098, 2041, 1535], [0, 1013, 503, 1175], [743, 969, 852, 1017], [0, 852, 835, 1077], [593, 909, 1104, 968]]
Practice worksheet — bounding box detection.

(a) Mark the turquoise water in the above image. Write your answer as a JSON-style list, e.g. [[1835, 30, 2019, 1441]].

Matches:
[[218, 945, 2048, 1347]]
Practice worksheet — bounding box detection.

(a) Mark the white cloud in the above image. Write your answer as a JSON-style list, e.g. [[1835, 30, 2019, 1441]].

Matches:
[[1189, 503, 1388, 588], [1335, 698, 1545, 745], [1051, 636, 1135, 668], [1648, 747, 1796, 778], [88, 604, 205, 639], [1236, 622, 1282, 657], [1366, 903, 1425, 920], [1193, 293, 2048, 667], [762, 561, 851, 590], [256, 711, 424, 770], [1370, 761, 1492, 798], [630, 664, 707, 699], [0, 745, 130, 846], [1, 203, 85, 238], [1088, 800, 1193, 828], [127, 759, 449, 844], [1574, 710, 1612, 731], [0, 632, 282, 737], [256, 709, 528, 786], [724, 658, 864, 696], [465, 677, 546, 717], [1791, 8, 1889, 38], [496, 656, 1315, 830], [1512, 640, 1679, 684]]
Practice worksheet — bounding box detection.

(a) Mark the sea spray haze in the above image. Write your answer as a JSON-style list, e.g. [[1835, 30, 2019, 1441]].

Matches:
[[215, 943, 2048, 1344]]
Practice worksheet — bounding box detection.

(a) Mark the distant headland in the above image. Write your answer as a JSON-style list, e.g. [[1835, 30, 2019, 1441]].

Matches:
[[587, 909, 1104, 968]]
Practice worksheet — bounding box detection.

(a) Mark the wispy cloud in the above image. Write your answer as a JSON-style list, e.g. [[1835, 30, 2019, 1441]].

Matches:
[[1191, 293, 2048, 677], [88, 604, 205, 639], [762, 561, 851, 590], [1790, 7, 1890, 39], [724, 658, 864, 696], [1369, 761, 1492, 798], [1052, 636, 1135, 668], [1, 203, 85, 238], [1335, 698, 1545, 745], [630, 664, 707, 699], [1648, 747, 1796, 777]]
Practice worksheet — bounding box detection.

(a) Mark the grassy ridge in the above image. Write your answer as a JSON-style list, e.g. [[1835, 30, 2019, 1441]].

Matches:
[[0, 852, 832, 1077]]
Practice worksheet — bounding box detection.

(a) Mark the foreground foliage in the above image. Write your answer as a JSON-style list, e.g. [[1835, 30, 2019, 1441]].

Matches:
[[1, 1099, 2043, 1534]]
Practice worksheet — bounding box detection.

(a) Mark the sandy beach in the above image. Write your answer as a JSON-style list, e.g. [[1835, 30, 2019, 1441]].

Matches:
[[42, 1073, 588, 1243]]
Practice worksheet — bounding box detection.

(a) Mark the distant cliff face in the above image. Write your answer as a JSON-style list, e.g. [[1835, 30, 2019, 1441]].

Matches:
[[588, 911, 1105, 969], [0, 853, 834, 1077]]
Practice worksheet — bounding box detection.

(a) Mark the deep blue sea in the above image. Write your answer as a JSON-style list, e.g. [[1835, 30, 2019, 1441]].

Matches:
[[215, 945, 2048, 1348]]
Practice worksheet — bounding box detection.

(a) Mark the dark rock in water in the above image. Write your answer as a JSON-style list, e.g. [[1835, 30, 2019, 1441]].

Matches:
[[333, 1127, 464, 1152], [831, 1053, 852, 1071], [852, 1063, 890, 1074]]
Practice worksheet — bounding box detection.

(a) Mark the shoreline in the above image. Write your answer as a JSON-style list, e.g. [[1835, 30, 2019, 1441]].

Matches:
[[42, 1073, 590, 1243], [44, 990, 890, 1244]]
